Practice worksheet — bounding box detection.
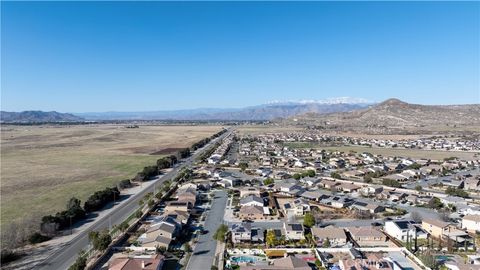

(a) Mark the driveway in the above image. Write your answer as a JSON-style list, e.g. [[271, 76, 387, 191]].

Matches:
[[187, 190, 227, 270]]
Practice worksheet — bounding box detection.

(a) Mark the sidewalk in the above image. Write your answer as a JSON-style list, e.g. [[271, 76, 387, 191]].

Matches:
[[3, 174, 170, 270], [216, 241, 225, 270]]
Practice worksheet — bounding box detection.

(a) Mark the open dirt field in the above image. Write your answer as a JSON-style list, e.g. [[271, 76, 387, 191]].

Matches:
[[236, 125, 305, 134], [283, 143, 478, 160], [0, 124, 222, 227], [238, 125, 479, 140]]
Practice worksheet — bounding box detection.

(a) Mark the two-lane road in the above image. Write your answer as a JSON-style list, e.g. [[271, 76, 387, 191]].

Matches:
[[38, 129, 231, 270], [186, 190, 227, 270]]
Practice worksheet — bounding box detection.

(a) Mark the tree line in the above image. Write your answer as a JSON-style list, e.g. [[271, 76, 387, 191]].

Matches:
[[134, 129, 227, 182], [41, 187, 121, 235], [10, 129, 228, 251]]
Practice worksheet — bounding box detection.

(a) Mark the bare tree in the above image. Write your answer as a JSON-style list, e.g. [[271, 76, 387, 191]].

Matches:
[[411, 211, 422, 223]]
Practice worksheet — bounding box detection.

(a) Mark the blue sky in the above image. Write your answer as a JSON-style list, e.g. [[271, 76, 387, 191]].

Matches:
[[1, 1, 479, 112]]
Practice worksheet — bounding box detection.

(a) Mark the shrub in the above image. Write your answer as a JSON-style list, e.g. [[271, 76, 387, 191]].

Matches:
[[330, 172, 342, 179], [84, 187, 120, 212], [28, 232, 51, 244], [68, 251, 87, 270], [89, 230, 111, 251], [41, 197, 86, 232], [118, 179, 132, 189], [135, 209, 143, 219], [382, 179, 402, 188], [0, 249, 20, 264]]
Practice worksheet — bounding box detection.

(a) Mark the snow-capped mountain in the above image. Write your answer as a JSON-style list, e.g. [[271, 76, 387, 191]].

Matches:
[[75, 97, 373, 121], [266, 97, 373, 105]]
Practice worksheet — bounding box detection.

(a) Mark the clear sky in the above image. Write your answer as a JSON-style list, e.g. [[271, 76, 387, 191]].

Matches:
[[1, 1, 479, 112]]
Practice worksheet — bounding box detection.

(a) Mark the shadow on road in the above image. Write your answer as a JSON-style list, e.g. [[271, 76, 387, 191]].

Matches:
[[192, 250, 210, 256]]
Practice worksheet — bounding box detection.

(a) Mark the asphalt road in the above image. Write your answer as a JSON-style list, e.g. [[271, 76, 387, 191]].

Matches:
[[186, 190, 227, 270], [38, 130, 230, 270]]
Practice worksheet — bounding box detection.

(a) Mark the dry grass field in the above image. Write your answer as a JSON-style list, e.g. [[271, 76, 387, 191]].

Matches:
[[236, 125, 305, 134], [0, 124, 222, 227], [283, 143, 478, 160]]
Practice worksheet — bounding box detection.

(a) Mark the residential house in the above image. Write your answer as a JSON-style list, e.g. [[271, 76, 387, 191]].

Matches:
[[164, 201, 189, 213], [464, 178, 480, 191], [240, 255, 311, 270], [240, 195, 264, 207], [338, 183, 361, 193], [422, 219, 450, 239], [361, 186, 383, 197], [339, 253, 393, 270], [109, 254, 165, 270], [284, 223, 305, 241], [351, 202, 385, 214], [276, 182, 305, 197], [462, 215, 480, 233], [138, 217, 179, 249], [231, 222, 252, 243], [347, 227, 386, 244], [311, 226, 347, 247], [239, 205, 264, 220], [320, 179, 340, 190], [300, 190, 325, 202], [384, 220, 427, 242], [239, 187, 261, 198]]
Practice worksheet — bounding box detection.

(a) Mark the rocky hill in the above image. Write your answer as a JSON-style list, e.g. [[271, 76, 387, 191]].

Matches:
[[287, 98, 480, 133], [1, 111, 85, 123]]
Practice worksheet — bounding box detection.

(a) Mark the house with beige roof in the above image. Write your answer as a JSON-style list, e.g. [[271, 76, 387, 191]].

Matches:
[[311, 226, 347, 247], [108, 254, 164, 270], [240, 255, 311, 270], [462, 215, 480, 233], [347, 226, 386, 245], [422, 218, 450, 239], [239, 205, 265, 220]]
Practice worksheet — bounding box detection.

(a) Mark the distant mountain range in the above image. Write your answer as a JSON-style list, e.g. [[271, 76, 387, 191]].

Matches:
[[0, 111, 84, 123], [3, 98, 478, 126], [73, 98, 372, 121], [287, 98, 480, 131]]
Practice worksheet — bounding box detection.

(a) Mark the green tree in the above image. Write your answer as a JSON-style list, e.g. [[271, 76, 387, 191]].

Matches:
[[89, 230, 111, 251], [266, 230, 277, 247], [135, 209, 143, 219], [28, 232, 51, 244], [155, 192, 163, 200], [428, 197, 444, 210], [184, 243, 192, 252], [293, 173, 302, 180], [239, 162, 248, 172], [322, 238, 331, 248], [263, 178, 274, 186], [302, 170, 315, 177], [147, 199, 155, 207], [68, 251, 87, 270], [118, 221, 129, 232], [303, 212, 315, 228], [415, 185, 422, 192], [363, 175, 372, 183], [382, 179, 402, 188], [330, 172, 342, 179], [156, 246, 167, 254], [213, 224, 228, 242]]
